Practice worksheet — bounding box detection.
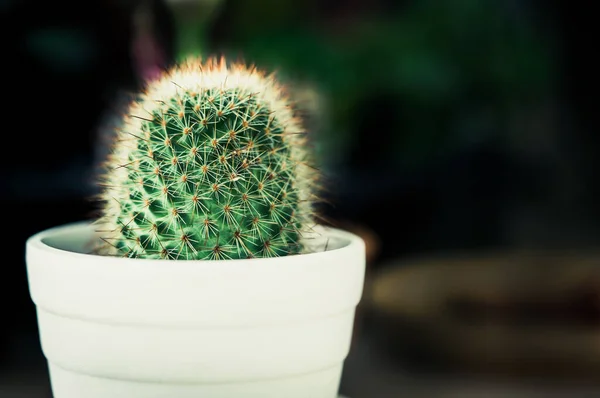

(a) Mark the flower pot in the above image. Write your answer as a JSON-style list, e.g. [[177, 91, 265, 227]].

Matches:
[[25, 221, 365, 398]]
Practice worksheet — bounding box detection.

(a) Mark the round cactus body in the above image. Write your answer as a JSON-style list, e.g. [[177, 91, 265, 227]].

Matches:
[[95, 57, 317, 260]]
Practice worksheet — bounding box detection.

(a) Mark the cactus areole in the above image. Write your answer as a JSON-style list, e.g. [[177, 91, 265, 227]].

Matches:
[[95, 57, 318, 260]]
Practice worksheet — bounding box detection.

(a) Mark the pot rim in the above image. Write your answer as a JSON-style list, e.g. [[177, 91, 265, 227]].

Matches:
[[26, 221, 366, 328], [27, 220, 364, 268]]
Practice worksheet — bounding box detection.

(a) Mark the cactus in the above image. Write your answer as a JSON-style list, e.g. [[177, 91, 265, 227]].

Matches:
[[95, 57, 317, 260]]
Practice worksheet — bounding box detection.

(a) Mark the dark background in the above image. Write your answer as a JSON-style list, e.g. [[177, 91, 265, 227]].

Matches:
[[2, 0, 600, 396]]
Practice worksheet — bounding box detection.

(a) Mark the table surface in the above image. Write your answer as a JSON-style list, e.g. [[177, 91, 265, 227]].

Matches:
[[3, 328, 600, 398]]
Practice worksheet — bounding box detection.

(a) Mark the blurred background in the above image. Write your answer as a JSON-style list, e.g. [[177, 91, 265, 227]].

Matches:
[[2, 0, 600, 396]]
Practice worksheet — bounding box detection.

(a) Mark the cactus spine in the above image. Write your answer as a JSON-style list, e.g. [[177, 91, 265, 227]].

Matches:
[[95, 57, 317, 260]]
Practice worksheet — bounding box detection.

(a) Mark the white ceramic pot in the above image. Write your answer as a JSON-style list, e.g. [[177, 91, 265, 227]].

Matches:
[[25, 221, 365, 398]]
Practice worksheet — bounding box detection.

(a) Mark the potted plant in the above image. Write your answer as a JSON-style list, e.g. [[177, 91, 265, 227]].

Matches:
[[25, 57, 366, 398]]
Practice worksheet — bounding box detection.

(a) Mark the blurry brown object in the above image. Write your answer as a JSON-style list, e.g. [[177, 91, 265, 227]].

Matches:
[[367, 250, 600, 381]]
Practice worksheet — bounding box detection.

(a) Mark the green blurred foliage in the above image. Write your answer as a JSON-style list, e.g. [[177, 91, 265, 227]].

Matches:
[[213, 0, 554, 168]]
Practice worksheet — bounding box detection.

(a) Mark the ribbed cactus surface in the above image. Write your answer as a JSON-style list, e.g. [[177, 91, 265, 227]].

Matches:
[[95, 58, 316, 260]]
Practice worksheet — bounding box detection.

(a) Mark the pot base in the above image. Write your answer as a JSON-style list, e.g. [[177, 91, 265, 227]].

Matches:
[[48, 363, 344, 398]]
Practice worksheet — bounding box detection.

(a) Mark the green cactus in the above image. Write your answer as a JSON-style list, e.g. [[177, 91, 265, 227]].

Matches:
[[95, 57, 318, 260]]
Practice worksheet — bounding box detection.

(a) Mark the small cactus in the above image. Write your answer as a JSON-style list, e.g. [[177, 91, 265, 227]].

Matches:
[[95, 57, 318, 260]]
